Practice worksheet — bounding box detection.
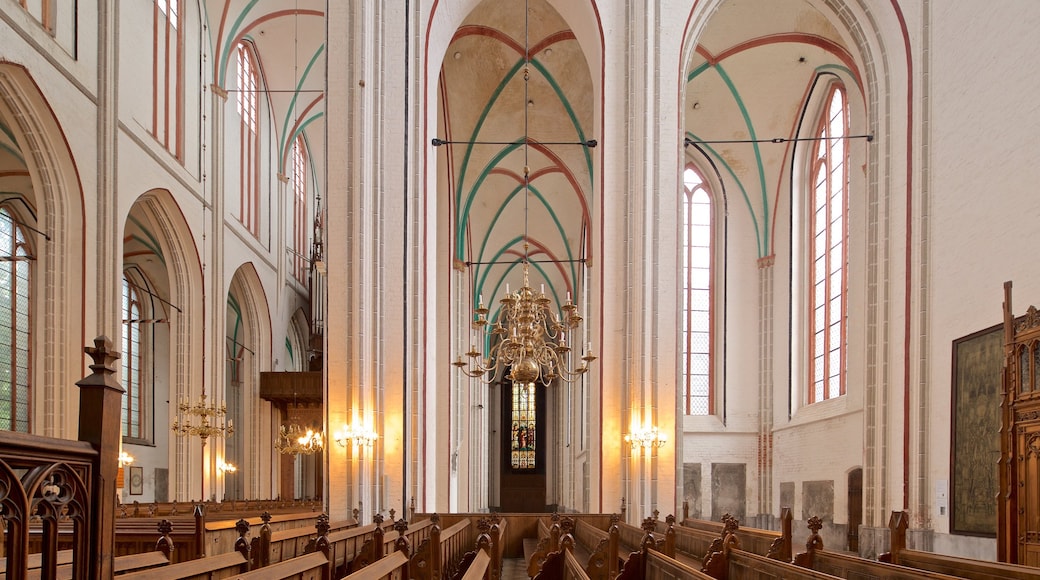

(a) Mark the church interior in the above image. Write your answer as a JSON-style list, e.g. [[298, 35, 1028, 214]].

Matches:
[[3, 0, 1040, 575]]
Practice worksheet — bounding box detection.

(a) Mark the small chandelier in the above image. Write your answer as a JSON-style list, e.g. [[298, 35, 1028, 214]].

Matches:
[[275, 424, 324, 455], [454, 255, 595, 385], [625, 425, 668, 450], [171, 393, 234, 445]]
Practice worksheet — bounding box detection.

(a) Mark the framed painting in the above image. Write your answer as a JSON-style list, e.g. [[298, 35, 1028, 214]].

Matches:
[[950, 323, 1003, 536], [129, 466, 144, 496]]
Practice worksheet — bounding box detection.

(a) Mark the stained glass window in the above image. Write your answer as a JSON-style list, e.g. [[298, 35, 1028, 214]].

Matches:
[[0, 208, 31, 432], [121, 275, 143, 438], [511, 381, 536, 470]]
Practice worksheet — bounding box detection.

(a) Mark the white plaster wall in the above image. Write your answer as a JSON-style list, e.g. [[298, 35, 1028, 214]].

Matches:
[[924, 0, 1040, 557]]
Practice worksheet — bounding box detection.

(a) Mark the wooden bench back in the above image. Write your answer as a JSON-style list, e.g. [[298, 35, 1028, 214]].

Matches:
[[118, 550, 249, 580]]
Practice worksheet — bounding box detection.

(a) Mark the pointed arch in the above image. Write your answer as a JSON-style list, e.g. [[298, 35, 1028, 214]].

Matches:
[[225, 262, 272, 500], [0, 64, 85, 438], [127, 188, 203, 500]]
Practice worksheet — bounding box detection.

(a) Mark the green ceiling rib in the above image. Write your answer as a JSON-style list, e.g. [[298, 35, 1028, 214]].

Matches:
[[285, 337, 294, 365], [127, 215, 166, 264], [0, 122, 24, 163], [278, 44, 326, 171], [456, 141, 523, 259], [687, 61, 712, 83], [218, 0, 262, 87], [454, 57, 590, 260], [453, 60, 525, 231], [529, 58, 592, 184], [712, 64, 769, 256], [686, 130, 762, 258], [473, 180, 576, 295], [286, 113, 324, 160]]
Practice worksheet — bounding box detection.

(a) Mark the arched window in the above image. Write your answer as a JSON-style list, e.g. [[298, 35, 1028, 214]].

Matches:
[[18, 0, 54, 34], [152, 0, 183, 159], [0, 207, 32, 432], [682, 165, 713, 415], [808, 85, 848, 403], [121, 274, 145, 439], [291, 135, 308, 283], [236, 42, 260, 237]]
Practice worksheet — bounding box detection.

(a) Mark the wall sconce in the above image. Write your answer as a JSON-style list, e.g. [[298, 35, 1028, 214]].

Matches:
[[217, 459, 237, 474], [118, 451, 135, 467], [333, 425, 379, 447], [624, 425, 668, 450]]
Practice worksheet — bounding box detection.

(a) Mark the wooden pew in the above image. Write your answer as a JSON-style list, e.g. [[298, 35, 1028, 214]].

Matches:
[[118, 551, 249, 580], [572, 518, 617, 580], [1, 548, 170, 579], [408, 516, 473, 580], [882, 511, 1040, 580], [340, 551, 409, 580], [249, 510, 358, 569], [643, 550, 714, 580], [226, 551, 328, 580], [533, 534, 592, 580], [617, 519, 843, 580], [680, 509, 787, 558], [315, 519, 386, 577], [452, 515, 508, 580], [526, 516, 554, 577]]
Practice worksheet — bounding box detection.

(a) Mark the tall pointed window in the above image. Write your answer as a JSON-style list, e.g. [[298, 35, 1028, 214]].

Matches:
[[121, 274, 145, 439], [152, 0, 183, 160], [291, 135, 308, 283], [0, 208, 32, 432], [18, 0, 54, 34], [236, 43, 260, 237], [682, 165, 713, 415], [808, 85, 848, 403]]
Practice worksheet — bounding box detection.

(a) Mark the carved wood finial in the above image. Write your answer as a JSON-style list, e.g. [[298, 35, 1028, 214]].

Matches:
[[315, 513, 330, 536]]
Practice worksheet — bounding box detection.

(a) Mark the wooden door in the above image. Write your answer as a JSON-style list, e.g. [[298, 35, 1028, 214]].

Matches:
[[847, 468, 862, 552]]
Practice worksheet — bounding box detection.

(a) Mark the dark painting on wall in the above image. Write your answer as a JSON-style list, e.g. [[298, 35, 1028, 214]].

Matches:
[[684, 463, 702, 519], [802, 480, 834, 521], [951, 324, 1003, 536], [711, 463, 746, 522]]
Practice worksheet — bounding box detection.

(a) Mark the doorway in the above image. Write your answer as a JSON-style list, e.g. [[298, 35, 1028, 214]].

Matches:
[[847, 468, 862, 552]]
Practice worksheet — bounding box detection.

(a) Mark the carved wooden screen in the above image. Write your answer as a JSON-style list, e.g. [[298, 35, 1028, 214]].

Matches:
[[999, 281, 1040, 564]]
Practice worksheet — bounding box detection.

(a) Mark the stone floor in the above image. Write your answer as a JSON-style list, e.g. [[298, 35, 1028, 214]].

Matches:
[[501, 557, 529, 580]]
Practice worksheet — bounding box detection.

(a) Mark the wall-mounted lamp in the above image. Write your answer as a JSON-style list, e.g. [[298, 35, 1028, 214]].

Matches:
[[118, 451, 135, 467], [624, 426, 668, 450], [333, 425, 378, 447], [217, 459, 237, 474]]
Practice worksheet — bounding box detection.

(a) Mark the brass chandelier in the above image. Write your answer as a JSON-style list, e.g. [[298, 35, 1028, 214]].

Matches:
[[451, 0, 595, 386], [454, 253, 594, 385], [171, 392, 234, 445], [275, 423, 324, 455]]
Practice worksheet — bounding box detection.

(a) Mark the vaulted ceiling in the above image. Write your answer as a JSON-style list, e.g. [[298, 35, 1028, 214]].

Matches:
[[205, 0, 326, 194]]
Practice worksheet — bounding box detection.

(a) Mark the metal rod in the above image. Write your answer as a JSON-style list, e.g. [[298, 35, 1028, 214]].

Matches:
[[684, 134, 873, 146], [432, 138, 597, 147], [127, 282, 183, 313], [464, 258, 588, 266]]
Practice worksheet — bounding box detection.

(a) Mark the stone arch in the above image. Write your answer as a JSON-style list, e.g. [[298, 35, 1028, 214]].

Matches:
[[124, 188, 204, 501], [0, 64, 85, 438], [225, 262, 272, 500]]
